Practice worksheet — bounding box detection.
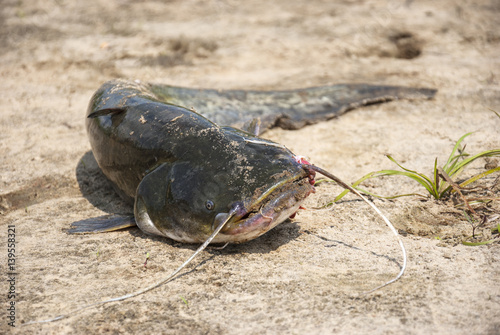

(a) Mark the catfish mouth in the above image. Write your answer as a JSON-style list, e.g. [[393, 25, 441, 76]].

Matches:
[[218, 172, 315, 243]]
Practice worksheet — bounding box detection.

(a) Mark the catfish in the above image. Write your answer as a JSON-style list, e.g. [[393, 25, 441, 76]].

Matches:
[[25, 79, 435, 324], [71, 79, 435, 244]]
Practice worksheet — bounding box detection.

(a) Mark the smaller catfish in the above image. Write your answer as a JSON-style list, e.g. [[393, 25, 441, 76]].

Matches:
[[27, 79, 436, 325]]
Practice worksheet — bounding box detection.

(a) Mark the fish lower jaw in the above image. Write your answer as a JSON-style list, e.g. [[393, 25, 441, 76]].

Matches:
[[213, 199, 307, 244], [214, 179, 315, 243]]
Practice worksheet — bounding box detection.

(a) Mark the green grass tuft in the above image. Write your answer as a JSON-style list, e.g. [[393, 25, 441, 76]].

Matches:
[[332, 133, 500, 203]]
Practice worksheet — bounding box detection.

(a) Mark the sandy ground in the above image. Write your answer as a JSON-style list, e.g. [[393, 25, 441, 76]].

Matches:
[[1, 0, 499, 334]]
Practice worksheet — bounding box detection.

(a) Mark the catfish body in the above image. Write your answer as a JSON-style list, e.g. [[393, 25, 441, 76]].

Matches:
[[79, 79, 435, 243], [85, 80, 315, 243]]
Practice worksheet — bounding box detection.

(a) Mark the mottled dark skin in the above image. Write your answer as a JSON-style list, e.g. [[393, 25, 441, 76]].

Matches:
[[71, 79, 435, 243], [150, 82, 436, 133]]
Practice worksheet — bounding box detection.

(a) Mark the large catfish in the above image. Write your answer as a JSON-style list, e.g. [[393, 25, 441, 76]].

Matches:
[[25, 79, 435, 325], [71, 79, 436, 245]]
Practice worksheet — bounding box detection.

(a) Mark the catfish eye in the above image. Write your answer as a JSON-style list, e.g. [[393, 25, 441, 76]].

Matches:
[[205, 200, 215, 210]]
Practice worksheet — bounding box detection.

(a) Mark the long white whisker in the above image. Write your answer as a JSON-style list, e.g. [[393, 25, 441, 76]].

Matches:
[[23, 210, 237, 326], [308, 164, 407, 294]]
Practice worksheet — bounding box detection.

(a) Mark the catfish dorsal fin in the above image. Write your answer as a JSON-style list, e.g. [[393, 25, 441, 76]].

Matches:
[[242, 118, 262, 136], [88, 107, 127, 118]]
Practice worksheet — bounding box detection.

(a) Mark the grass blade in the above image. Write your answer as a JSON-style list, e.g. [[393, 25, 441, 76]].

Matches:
[[449, 149, 500, 177], [386, 155, 436, 187], [434, 158, 441, 195], [462, 238, 495, 246], [333, 168, 437, 201], [458, 166, 500, 189], [443, 132, 473, 172]]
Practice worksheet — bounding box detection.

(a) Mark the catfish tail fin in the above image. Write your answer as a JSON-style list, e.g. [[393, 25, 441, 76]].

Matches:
[[149, 83, 436, 134]]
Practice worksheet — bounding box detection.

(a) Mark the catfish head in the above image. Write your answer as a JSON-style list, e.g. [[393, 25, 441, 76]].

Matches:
[[134, 127, 316, 244]]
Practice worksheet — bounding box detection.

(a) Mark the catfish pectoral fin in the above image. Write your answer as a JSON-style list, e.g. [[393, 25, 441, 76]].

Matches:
[[67, 215, 136, 234]]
